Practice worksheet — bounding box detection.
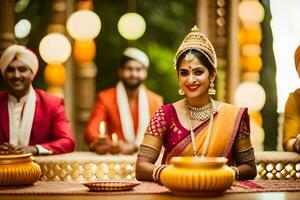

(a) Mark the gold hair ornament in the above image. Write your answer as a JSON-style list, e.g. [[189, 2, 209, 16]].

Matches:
[[174, 25, 217, 70]]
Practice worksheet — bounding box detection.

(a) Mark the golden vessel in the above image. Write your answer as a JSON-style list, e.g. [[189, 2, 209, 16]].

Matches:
[[0, 153, 41, 186], [160, 156, 235, 196]]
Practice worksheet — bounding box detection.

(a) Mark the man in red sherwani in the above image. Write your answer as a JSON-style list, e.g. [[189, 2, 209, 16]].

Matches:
[[85, 47, 163, 155], [0, 45, 75, 155]]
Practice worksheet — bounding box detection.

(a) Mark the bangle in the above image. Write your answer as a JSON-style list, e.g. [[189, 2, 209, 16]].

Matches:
[[152, 166, 159, 181], [152, 165, 166, 183], [230, 166, 240, 180], [293, 136, 300, 153]]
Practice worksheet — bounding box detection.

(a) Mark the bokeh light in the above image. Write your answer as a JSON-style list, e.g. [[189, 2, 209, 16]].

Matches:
[[234, 81, 266, 111], [14, 19, 31, 39], [39, 33, 71, 64], [66, 10, 101, 42], [239, 0, 265, 24], [118, 13, 146, 40]]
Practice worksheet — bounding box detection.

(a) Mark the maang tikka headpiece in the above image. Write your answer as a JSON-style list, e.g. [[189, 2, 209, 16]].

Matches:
[[184, 50, 194, 62], [174, 25, 217, 70]]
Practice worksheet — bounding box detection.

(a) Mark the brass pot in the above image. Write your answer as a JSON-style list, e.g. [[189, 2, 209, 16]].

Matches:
[[160, 156, 235, 196], [0, 153, 41, 186]]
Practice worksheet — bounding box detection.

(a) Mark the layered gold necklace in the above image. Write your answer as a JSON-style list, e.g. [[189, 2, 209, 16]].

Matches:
[[185, 99, 217, 121], [184, 98, 216, 157]]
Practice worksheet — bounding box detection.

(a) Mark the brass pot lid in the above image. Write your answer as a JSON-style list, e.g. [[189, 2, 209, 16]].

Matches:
[[0, 153, 33, 165], [170, 156, 228, 168]]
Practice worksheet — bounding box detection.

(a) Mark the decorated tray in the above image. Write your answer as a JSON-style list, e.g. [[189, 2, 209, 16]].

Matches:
[[82, 181, 141, 192]]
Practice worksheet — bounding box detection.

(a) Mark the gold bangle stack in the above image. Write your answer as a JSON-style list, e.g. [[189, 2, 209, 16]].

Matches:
[[230, 166, 240, 180], [152, 164, 166, 183]]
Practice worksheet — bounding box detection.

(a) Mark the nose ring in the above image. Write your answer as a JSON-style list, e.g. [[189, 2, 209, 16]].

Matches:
[[189, 77, 196, 83]]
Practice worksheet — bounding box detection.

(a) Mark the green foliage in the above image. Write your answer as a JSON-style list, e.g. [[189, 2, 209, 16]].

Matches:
[[1, 0, 195, 104], [94, 0, 195, 103], [143, 42, 179, 103]]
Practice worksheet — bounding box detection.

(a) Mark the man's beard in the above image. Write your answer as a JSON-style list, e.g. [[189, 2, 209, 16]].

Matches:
[[122, 79, 143, 90]]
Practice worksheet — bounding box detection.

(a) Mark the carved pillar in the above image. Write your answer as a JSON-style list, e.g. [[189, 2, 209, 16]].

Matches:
[[76, 63, 97, 122], [74, 0, 97, 150], [228, 0, 240, 103], [196, 0, 238, 103], [206, 0, 229, 102], [0, 0, 15, 55], [44, 0, 75, 131], [47, 0, 68, 34], [196, 0, 209, 35]]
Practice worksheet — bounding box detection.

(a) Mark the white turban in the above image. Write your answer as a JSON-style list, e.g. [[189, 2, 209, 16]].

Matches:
[[0, 45, 39, 79], [123, 47, 149, 68]]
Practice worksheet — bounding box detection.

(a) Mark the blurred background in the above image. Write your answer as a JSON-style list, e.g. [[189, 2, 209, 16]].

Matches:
[[0, 0, 299, 151]]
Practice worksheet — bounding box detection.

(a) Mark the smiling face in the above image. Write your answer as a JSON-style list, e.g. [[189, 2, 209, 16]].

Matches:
[[177, 51, 216, 103], [118, 59, 147, 90], [3, 59, 33, 99]]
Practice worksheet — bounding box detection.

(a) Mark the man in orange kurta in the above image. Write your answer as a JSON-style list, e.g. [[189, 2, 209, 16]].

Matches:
[[85, 47, 163, 154]]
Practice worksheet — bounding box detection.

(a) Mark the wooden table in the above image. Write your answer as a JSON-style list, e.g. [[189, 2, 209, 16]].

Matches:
[[1, 192, 300, 200], [1, 180, 300, 200]]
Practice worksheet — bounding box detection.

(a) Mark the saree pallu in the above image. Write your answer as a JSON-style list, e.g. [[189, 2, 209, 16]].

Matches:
[[161, 103, 248, 164]]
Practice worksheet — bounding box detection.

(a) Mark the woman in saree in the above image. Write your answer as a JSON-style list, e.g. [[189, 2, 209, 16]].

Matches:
[[136, 26, 257, 182]]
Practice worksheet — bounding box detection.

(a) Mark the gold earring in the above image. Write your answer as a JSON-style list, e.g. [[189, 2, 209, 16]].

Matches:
[[208, 81, 216, 95], [178, 87, 185, 95]]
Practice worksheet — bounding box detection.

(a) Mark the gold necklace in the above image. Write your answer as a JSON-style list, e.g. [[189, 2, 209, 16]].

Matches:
[[185, 103, 197, 157], [185, 99, 216, 121], [185, 99, 215, 157]]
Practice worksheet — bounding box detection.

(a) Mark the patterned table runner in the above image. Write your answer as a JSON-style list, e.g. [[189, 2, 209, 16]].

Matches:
[[0, 180, 300, 195]]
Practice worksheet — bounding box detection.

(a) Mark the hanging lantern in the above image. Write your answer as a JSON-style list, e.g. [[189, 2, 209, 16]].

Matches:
[[47, 87, 64, 98], [234, 81, 266, 112], [249, 111, 263, 126], [238, 26, 262, 45], [66, 10, 101, 42], [117, 12, 146, 40], [240, 55, 262, 72], [238, 0, 265, 24], [241, 72, 260, 82], [241, 44, 261, 57], [44, 64, 66, 87], [39, 33, 71, 64], [73, 40, 96, 63]]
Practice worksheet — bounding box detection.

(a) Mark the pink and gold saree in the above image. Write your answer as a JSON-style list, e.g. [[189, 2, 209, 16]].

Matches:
[[145, 103, 249, 165]]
